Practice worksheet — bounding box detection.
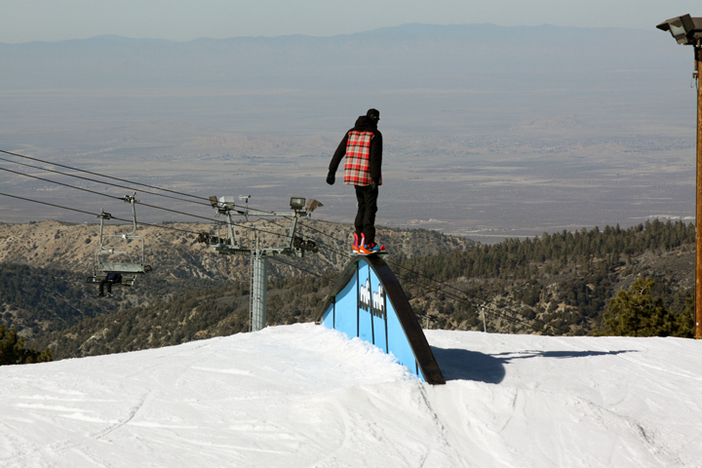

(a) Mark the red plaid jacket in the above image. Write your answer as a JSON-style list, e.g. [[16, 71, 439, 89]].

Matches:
[[329, 115, 383, 187], [343, 131, 380, 186]]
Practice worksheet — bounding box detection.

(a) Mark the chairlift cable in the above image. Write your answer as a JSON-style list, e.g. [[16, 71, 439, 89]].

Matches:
[[0, 191, 109, 218], [0, 182, 314, 245], [0, 191, 213, 236], [0, 165, 225, 231], [0, 148, 283, 214], [298, 220, 348, 245], [0, 162, 297, 241], [385, 257, 478, 299], [135, 201, 313, 242], [267, 256, 323, 278], [0, 155, 210, 207], [0, 166, 126, 201], [384, 260, 547, 326], [0, 148, 209, 202]]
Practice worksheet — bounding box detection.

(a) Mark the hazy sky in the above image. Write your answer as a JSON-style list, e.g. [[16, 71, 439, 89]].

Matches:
[[0, 0, 698, 43]]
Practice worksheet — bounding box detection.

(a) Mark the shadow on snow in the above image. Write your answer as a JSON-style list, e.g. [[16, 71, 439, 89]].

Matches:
[[431, 346, 637, 384]]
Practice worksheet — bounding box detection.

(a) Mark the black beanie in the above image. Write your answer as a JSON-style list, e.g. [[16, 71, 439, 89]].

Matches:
[[366, 108, 380, 121]]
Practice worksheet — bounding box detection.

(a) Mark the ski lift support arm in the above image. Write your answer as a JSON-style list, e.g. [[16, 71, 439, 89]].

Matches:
[[200, 196, 321, 257]]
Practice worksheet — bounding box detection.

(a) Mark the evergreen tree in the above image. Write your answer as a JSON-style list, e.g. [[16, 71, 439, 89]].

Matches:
[[677, 294, 695, 338], [0, 324, 52, 365], [603, 278, 688, 337]]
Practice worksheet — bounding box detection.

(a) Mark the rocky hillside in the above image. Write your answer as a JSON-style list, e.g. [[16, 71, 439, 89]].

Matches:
[[0, 219, 473, 345], [2, 219, 696, 361], [395, 220, 695, 336], [0, 219, 472, 282]]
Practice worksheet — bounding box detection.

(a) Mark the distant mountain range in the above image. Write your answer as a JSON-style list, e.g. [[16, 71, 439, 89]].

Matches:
[[0, 23, 690, 93]]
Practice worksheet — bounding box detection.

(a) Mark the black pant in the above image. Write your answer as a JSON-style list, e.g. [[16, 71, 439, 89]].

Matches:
[[99, 273, 122, 296], [354, 184, 378, 245], [99, 280, 112, 296]]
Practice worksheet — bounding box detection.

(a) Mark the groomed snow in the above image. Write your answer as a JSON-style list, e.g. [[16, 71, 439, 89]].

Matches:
[[1, 323, 701, 467]]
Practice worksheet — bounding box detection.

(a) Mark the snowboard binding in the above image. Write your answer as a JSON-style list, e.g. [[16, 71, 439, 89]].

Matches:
[[352, 233, 386, 256]]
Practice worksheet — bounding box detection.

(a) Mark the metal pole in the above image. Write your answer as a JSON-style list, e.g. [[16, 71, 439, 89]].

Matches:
[[696, 45, 702, 339], [481, 304, 487, 333], [250, 248, 268, 332], [205, 197, 316, 332], [249, 249, 254, 332]]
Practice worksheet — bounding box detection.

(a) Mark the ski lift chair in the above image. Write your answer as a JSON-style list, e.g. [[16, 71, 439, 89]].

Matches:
[[86, 194, 152, 290]]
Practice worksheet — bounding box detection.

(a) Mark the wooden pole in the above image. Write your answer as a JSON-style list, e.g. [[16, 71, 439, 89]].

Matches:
[[696, 45, 702, 339]]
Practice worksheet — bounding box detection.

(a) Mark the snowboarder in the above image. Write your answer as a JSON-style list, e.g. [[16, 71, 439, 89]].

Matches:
[[327, 108, 385, 254]]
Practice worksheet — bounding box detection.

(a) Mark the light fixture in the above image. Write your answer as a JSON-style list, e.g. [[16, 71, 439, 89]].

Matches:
[[657, 14, 702, 45], [290, 197, 306, 211], [304, 198, 323, 213]]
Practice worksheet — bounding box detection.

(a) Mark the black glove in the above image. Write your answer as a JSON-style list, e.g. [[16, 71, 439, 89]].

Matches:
[[326, 172, 335, 185], [370, 181, 378, 191]]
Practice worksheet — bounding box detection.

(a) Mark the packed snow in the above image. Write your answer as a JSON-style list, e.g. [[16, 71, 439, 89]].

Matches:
[[1, 323, 701, 467]]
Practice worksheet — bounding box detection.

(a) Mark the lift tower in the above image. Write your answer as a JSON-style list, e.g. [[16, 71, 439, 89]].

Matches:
[[198, 196, 321, 332]]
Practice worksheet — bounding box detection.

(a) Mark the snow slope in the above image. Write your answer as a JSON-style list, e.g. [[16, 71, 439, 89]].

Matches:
[[1, 323, 701, 467]]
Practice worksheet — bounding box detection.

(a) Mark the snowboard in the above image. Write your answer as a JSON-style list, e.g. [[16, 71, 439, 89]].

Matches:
[[351, 233, 386, 256]]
